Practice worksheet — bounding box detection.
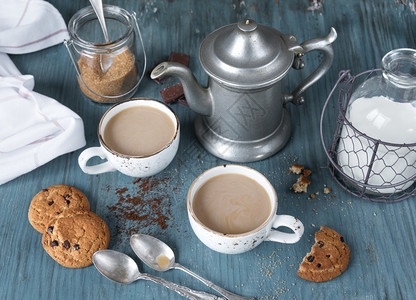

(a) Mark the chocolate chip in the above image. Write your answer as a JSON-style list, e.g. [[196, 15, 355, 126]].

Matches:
[[63, 194, 70, 199], [63, 240, 70, 249], [66, 200, 71, 205], [42, 188, 48, 192], [317, 263, 322, 268], [48, 201, 54, 206], [326, 254, 331, 258], [317, 241, 324, 247], [51, 240, 58, 247], [340, 236, 345, 242], [307, 255, 314, 262], [73, 244, 80, 250], [47, 226, 54, 233]]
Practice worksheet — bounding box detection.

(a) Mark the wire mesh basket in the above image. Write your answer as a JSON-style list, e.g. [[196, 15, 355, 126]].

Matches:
[[320, 69, 416, 202]]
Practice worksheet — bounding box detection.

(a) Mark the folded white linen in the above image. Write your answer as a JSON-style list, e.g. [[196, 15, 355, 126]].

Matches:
[[0, 0, 86, 185], [0, 0, 69, 54], [0, 53, 86, 185]]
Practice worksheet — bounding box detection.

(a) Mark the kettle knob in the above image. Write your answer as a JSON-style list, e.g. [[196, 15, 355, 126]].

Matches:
[[237, 19, 257, 32]]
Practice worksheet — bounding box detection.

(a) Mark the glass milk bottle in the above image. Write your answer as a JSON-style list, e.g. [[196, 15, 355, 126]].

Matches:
[[337, 48, 416, 194]]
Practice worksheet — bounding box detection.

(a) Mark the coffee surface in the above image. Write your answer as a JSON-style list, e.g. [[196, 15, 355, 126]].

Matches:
[[103, 106, 175, 156], [193, 173, 271, 234]]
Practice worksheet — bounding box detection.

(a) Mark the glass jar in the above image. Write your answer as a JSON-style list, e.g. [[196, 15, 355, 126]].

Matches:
[[337, 48, 416, 194], [65, 5, 146, 103]]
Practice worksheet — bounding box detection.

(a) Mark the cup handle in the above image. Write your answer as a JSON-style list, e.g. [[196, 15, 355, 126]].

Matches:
[[266, 215, 304, 244], [78, 147, 117, 175]]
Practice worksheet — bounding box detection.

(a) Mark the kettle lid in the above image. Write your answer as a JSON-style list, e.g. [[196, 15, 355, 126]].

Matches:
[[199, 19, 301, 90]]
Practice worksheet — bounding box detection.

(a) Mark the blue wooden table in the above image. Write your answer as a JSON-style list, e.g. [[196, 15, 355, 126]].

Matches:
[[1, 0, 416, 299]]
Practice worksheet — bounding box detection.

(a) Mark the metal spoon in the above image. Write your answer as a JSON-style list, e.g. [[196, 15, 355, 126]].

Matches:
[[93, 250, 224, 300], [89, 0, 112, 72], [130, 234, 255, 300]]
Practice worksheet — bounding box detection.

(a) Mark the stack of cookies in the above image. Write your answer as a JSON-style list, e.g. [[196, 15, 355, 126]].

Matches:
[[28, 185, 110, 268]]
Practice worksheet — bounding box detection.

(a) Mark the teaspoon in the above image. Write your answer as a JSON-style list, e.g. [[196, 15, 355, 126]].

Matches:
[[93, 250, 224, 300], [89, 0, 113, 72], [130, 234, 255, 300]]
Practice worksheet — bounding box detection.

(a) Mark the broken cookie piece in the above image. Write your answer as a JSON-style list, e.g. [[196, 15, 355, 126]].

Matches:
[[297, 226, 350, 282], [292, 174, 311, 193]]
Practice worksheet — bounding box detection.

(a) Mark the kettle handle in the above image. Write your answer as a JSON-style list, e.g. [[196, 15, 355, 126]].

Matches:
[[284, 28, 337, 106]]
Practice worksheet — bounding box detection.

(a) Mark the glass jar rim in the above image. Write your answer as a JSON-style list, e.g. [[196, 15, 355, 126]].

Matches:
[[67, 4, 134, 51], [381, 48, 416, 87]]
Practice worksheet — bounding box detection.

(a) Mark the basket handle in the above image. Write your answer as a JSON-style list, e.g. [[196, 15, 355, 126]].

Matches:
[[319, 70, 352, 162]]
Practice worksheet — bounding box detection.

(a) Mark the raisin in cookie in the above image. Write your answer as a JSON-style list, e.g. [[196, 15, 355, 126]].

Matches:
[[28, 185, 90, 233], [42, 209, 110, 268], [297, 226, 350, 282]]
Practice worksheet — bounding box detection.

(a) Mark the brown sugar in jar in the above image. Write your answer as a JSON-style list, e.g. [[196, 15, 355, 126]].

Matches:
[[66, 5, 146, 103], [77, 48, 138, 103]]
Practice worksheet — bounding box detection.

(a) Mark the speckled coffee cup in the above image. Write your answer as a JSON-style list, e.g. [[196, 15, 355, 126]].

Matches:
[[78, 98, 179, 177], [187, 164, 304, 254]]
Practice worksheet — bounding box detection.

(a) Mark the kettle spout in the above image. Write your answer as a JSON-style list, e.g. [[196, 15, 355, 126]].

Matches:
[[150, 62, 213, 116]]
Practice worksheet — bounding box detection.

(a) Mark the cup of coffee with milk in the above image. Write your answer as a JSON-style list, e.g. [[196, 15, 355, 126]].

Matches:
[[187, 165, 304, 254], [78, 98, 179, 177]]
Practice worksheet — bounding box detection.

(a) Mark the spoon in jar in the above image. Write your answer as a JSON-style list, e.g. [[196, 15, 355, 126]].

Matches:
[[89, 0, 113, 72], [130, 234, 255, 300], [93, 250, 224, 300]]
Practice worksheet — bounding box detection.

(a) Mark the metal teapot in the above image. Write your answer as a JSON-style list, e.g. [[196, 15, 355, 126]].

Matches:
[[151, 19, 337, 162]]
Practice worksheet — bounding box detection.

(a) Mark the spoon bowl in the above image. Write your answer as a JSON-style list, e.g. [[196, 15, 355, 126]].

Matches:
[[93, 250, 140, 284], [93, 250, 223, 300], [130, 234, 254, 300], [130, 234, 176, 272]]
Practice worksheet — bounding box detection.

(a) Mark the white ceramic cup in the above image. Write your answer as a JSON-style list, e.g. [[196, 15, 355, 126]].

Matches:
[[78, 98, 180, 177], [187, 164, 304, 254]]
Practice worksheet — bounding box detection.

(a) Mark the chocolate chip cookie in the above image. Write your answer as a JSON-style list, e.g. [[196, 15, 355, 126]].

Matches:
[[42, 209, 110, 268], [28, 185, 90, 233], [297, 226, 350, 282]]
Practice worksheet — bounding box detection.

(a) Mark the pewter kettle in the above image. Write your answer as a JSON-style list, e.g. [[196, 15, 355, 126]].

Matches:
[[151, 19, 337, 162]]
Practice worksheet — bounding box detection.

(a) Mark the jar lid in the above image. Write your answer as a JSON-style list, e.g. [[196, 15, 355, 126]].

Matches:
[[199, 19, 301, 90]]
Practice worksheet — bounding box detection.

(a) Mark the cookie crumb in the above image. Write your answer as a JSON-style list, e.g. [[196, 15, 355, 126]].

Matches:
[[303, 169, 312, 177], [292, 174, 311, 193], [289, 164, 304, 174], [323, 187, 331, 194]]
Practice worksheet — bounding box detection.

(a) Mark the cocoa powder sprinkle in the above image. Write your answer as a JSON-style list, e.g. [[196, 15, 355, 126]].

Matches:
[[107, 177, 172, 241]]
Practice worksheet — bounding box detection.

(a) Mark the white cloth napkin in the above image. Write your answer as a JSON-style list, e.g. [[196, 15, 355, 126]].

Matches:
[[0, 0, 70, 54], [0, 0, 86, 185]]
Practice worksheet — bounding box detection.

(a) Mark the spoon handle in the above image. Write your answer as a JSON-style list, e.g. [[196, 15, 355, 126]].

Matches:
[[174, 263, 255, 300], [139, 272, 225, 300], [89, 0, 110, 42]]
